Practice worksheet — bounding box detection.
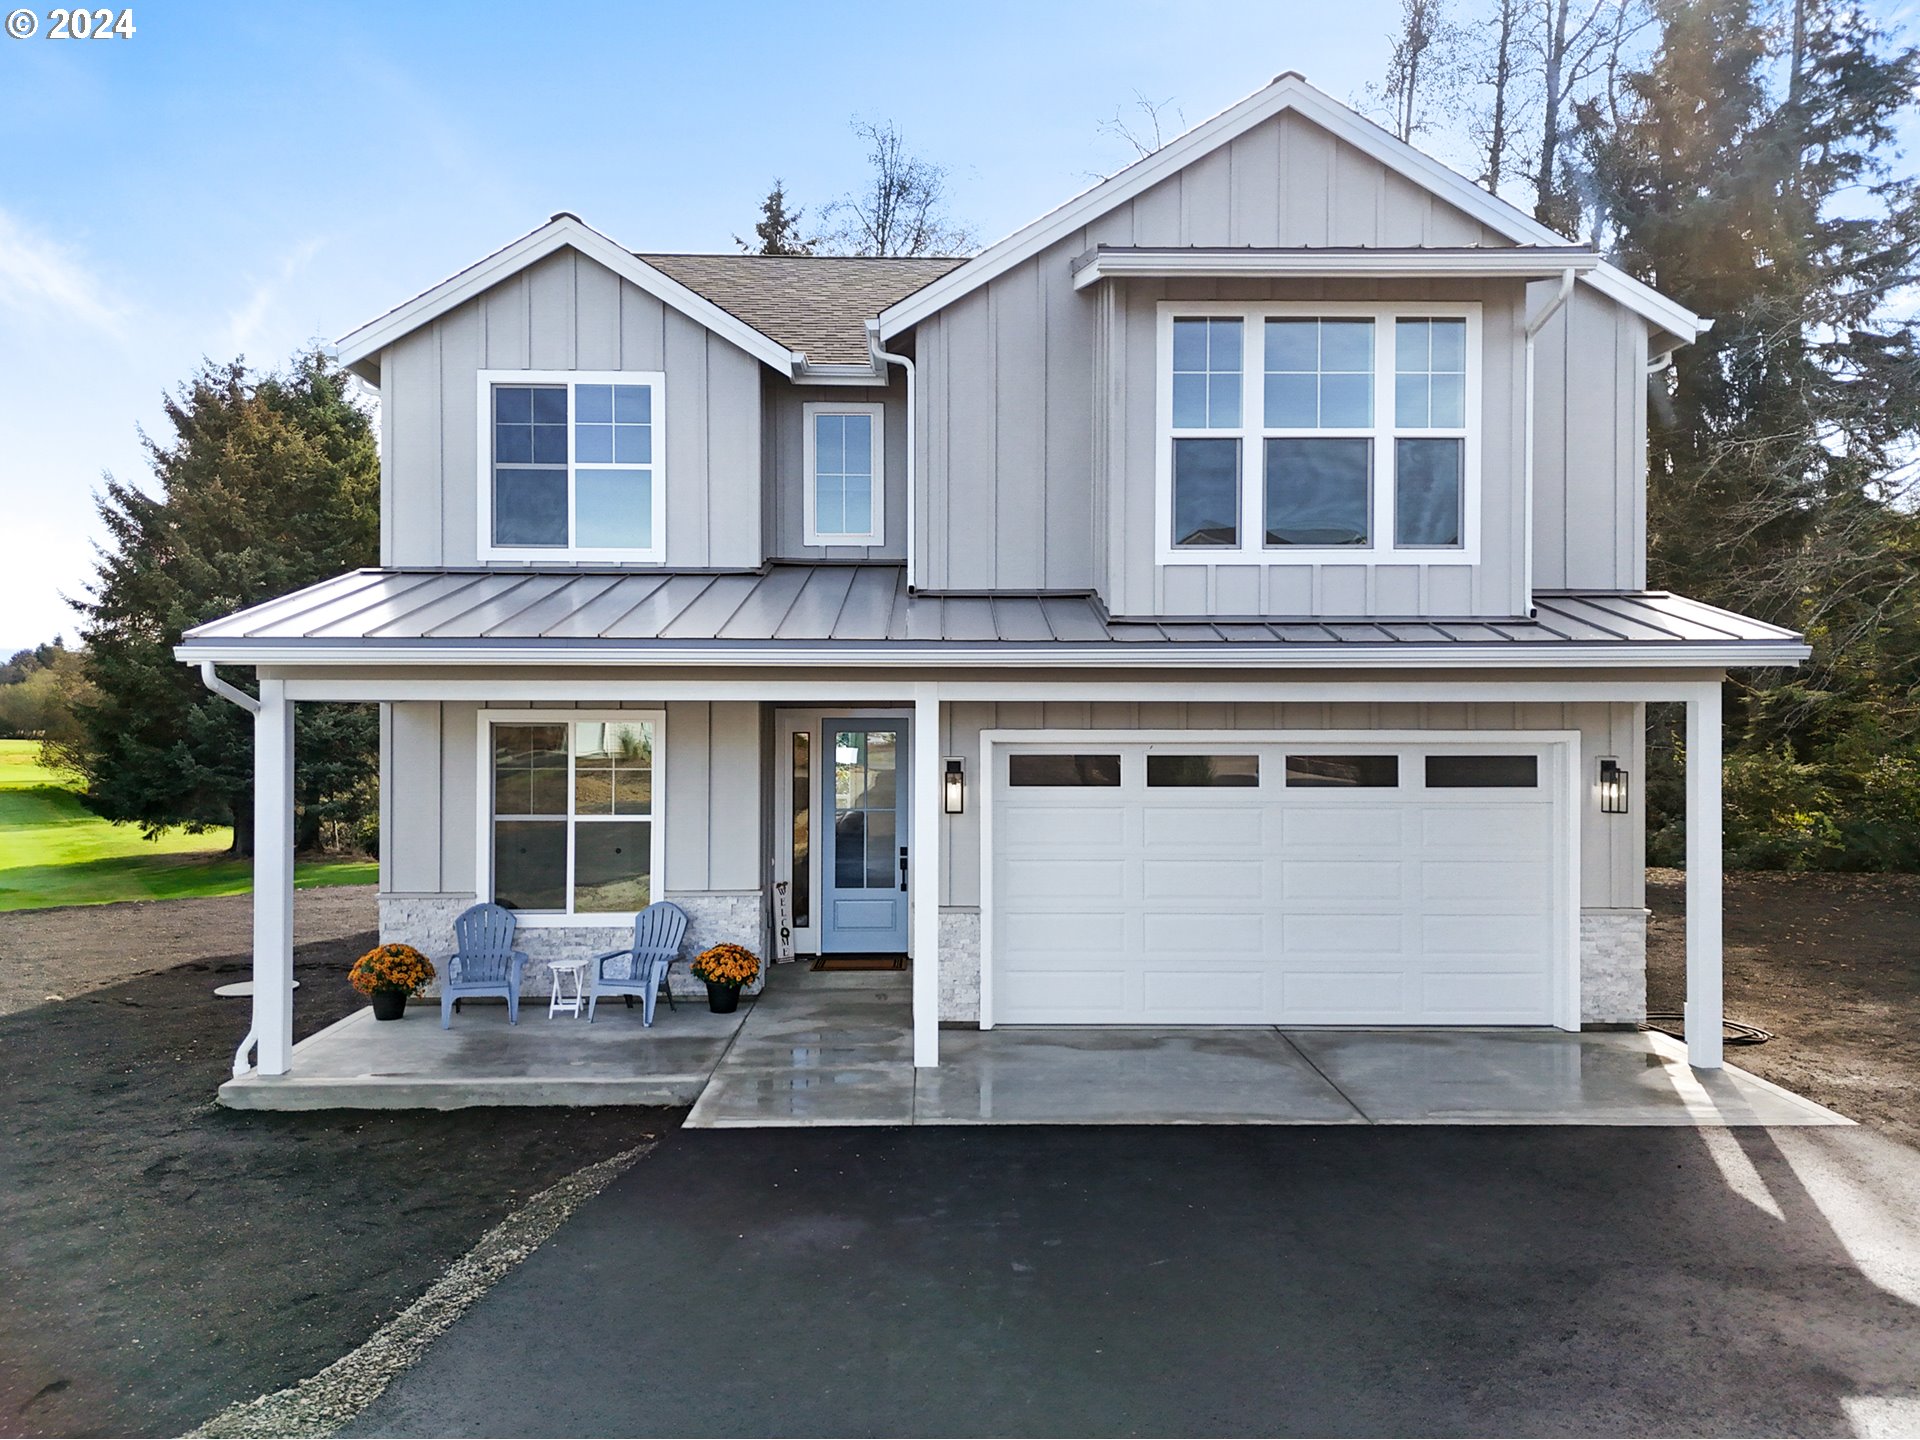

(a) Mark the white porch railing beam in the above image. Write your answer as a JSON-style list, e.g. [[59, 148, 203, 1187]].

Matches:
[[253, 679, 296, 1075], [1684, 681, 1725, 1069], [912, 683, 941, 1068], [278, 676, 1728, 706]]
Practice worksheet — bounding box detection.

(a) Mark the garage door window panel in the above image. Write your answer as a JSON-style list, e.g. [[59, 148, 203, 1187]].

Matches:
[[1146, 754, 1259, 788], [1425, 754, 1539, 788], [1007, 753, 1123, 787], [1286, 754, 1400, 788]]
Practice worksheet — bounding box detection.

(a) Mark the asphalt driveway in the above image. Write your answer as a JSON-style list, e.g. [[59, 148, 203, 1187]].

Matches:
[[347, 1125, 1920, 1438]]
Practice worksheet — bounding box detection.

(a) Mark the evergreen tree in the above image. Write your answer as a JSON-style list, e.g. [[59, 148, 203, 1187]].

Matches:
[[737, 180, 816, 255], [1586, 0, 1920, 866], [59, 351, 381, 854]]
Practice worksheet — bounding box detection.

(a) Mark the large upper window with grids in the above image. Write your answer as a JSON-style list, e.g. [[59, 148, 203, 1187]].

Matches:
[[477, 370, 665, 562], [1158, 306, 1478, 562]]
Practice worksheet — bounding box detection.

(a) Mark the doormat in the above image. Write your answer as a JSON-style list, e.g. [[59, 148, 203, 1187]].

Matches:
[[811, 954, 909, 972]]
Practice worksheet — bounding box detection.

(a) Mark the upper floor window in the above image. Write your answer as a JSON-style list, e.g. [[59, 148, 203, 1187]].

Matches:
[[477, 370, 665, 563], [803, 402, 885, 547], [1159, 305, 1479, 565]]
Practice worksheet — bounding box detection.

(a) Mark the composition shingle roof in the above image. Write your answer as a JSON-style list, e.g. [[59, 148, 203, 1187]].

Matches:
[[179, 564, 1809, 668], [637, 254, 965, 365]]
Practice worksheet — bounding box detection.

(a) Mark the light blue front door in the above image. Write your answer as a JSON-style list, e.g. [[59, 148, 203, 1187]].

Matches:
[[820, 720, 910, 953]]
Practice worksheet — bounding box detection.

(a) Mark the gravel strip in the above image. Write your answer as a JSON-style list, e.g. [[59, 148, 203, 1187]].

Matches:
[[187, 1141, 656, 1439]]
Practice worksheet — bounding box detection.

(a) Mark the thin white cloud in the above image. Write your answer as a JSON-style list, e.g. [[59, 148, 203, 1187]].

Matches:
[[220, 236, 327, 360], [0, 208, 129, 338]]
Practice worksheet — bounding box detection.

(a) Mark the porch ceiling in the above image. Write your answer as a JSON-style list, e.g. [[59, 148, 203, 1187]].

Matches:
[[175, 564, 1808, 669]]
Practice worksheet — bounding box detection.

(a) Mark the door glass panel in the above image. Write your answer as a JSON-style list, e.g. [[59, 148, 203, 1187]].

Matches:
[[832, 729, 900, 890], [865, 809, 896, 887], [834, 810, 867, 888], [791, 733, 810, 928]]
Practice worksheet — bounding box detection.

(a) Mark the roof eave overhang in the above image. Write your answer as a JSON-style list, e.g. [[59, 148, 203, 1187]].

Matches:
[[334, 215, 807, 378], [174, 640, 1810, 670], [1070, 246, 1601, 290], [876, 74, 1707, 345]]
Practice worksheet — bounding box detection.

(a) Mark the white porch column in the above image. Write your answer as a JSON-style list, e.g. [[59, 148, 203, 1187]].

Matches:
[[1684, 680, 1724, 1069], [912, 683, 941, 1067], [252, 678, 296, 1075]]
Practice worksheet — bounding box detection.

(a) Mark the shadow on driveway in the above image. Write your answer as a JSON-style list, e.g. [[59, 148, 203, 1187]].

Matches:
[[348, 1123, 1920, 1437]]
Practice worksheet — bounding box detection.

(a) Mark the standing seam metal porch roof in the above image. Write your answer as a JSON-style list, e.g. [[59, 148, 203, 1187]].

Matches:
[[177, 565, 1808, 665]]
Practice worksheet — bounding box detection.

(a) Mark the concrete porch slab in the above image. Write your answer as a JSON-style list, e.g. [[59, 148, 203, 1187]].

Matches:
[[218, 998, 749, 1111]]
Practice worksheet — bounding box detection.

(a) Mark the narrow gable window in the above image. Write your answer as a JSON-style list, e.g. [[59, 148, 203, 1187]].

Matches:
[[480, 370, 664, 561], [1158, 306, 1478, 564], [803, 402, 884, 546]]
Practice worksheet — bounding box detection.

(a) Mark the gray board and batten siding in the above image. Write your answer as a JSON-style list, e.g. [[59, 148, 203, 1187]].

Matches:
[[763, 377, 909, 562], [380, 247, 764, 570], [909, 106, 1655, 617]]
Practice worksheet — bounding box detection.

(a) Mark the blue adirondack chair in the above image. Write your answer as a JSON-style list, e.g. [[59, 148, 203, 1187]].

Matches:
[[442, 903, 530, 1028], [588, 902, 690, 1025]]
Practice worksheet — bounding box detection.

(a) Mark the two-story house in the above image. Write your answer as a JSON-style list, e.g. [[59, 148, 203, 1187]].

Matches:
[[179, 74, 1806, 1085]]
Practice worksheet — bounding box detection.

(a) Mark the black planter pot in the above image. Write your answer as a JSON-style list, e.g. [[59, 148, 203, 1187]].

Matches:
[[370, 990, 408, 1021], [705, 981, 742, 1014]]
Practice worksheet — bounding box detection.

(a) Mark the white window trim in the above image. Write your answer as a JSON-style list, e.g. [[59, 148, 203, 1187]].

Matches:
[[1154, 301, 1482, 567], [801, 401, 886, 547], [473, 708, 667, 928], [475, 369, 668, 564]]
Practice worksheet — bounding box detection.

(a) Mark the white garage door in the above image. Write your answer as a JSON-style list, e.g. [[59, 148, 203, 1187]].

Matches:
[[989, 738, 1572, 1027]]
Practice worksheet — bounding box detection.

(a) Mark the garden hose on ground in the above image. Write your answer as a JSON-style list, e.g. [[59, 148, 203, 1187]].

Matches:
[[1643, 1012, 1775, 1046]]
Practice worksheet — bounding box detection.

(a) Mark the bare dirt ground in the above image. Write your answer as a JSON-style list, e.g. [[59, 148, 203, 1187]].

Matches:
[[0, 897, 671, 1438], [0, 885, 378, 1018], [1647, 867, 1920, 1148]]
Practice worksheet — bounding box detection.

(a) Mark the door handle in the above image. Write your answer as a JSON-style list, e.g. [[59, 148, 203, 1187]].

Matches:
[[899, 845, 909, 892]]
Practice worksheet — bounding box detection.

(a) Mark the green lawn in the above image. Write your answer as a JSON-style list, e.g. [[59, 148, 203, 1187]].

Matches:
[[0, 740, 375, 911]]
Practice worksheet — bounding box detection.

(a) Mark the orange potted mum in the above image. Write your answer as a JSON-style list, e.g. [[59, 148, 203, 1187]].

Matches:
[[350, 943, 437, 1021], [690, 943, 760, 1013]]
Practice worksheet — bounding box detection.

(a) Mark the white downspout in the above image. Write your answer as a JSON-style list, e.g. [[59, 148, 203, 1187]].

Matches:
[[198, 662, 265, 1075], [1522, 268, 1578, 619], [868, 319, 918, 592]]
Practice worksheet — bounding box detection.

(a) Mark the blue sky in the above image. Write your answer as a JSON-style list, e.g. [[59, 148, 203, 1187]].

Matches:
[[0, 0, 1428, 653], [2, 1, 1910, 655]]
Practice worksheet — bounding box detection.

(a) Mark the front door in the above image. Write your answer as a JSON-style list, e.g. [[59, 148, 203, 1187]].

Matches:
[[821, 720, 910, 953]]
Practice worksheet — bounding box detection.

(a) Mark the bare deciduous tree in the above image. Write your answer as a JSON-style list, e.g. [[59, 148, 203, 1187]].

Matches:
[[822, 119, 976, 257], [1098, 89, 1184, 160], [1366, 0, 1466, 141]]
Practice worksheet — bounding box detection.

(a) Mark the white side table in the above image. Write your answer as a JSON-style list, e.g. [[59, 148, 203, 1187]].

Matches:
[[547, 957, 592, 1019]]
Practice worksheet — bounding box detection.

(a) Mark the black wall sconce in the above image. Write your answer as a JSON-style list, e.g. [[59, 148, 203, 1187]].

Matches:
[[1598, 757, 1630, 814], [943, 756, 966, 815]]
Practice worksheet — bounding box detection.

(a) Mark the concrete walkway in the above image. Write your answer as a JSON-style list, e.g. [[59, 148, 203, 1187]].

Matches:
[[686, 965, 1851, 1128]]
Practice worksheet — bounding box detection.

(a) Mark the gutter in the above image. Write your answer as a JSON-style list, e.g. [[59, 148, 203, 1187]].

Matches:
[[196, 662, 263, 1075], [1521, 268, 1579, 620], [868, 319, 918, 591], [174, 639, 1812, 670]]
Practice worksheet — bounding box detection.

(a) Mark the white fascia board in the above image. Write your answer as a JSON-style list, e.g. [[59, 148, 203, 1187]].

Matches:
[[334, 216, 805, 376], [173, 640, 1810, 669], [1072, 247, 1599, 290], [877, 73, 1707, 345]]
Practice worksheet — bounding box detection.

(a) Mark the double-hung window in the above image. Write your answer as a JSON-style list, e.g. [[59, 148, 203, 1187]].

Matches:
[[1159, 305, 1478, 562], [483, 712, 665, 922], [478, 370, 665, 562], [803, 402, 885, 546]]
